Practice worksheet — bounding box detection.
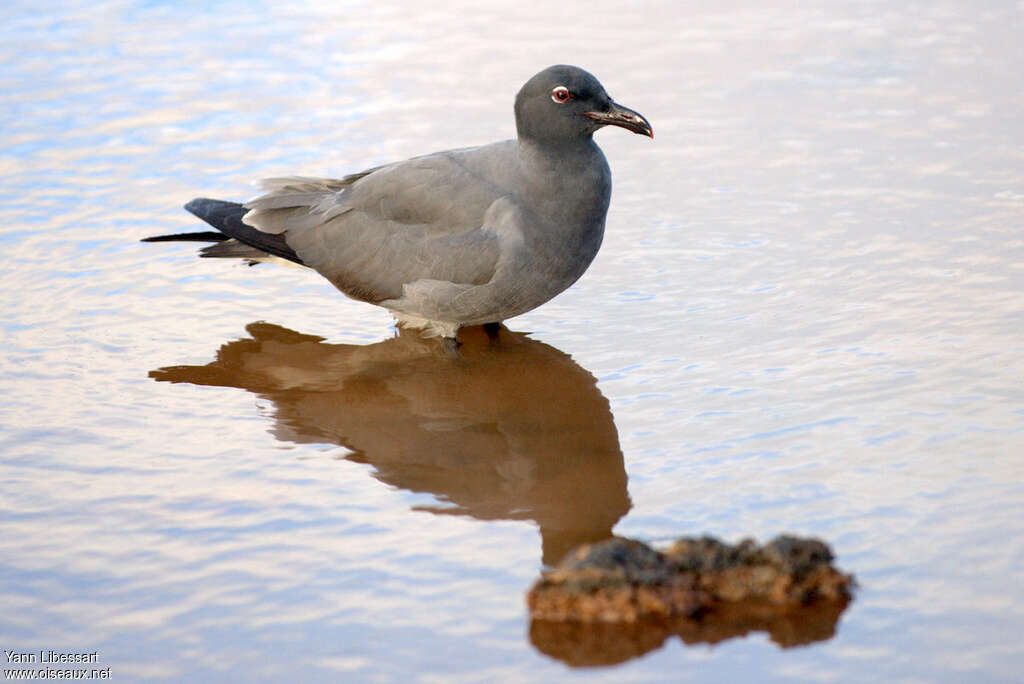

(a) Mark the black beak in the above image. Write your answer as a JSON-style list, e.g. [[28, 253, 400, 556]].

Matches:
[[585, 101, 654, 138]]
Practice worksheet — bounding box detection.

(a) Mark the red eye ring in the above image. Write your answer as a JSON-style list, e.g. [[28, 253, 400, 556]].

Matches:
[[551, 86, 572, 103]]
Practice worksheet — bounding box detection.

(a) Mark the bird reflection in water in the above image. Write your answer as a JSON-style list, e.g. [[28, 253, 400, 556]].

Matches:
[[150, 323, 850, 663], [149, 322, 631, 566]]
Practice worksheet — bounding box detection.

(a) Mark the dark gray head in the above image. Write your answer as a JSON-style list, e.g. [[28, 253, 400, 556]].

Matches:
[[514, 65, 653, 144]]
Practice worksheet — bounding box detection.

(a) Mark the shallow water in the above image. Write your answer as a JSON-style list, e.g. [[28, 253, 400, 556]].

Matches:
[[2, 0, 1023, 681]]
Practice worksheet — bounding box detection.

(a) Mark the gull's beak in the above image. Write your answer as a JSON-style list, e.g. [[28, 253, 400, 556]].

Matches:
[[585, 101, 654, 138]]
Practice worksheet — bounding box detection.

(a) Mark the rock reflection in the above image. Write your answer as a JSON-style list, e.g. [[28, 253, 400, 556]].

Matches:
[[530, 598, 850, 667], [150, 322, 631, 565]]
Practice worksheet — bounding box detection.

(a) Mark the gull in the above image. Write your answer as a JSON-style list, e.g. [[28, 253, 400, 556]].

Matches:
[[144, 65, 652, 351]]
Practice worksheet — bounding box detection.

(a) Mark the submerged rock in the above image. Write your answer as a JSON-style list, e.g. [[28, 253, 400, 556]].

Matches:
[[527, 535, 854, 665]]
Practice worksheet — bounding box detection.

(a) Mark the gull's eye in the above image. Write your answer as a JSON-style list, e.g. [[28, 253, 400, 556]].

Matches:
[[551, 86, 572, 103]]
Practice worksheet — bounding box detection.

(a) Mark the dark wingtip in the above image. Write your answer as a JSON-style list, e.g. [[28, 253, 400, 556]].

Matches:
[[174, 196, 305, 265], [141, 231, 228, 243]]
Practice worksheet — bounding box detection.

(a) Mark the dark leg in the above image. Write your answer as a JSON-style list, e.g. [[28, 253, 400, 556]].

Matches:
[[482, 322, 501, 342]]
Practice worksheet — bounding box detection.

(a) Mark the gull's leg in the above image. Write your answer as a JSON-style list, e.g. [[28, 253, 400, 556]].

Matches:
[[482, 322, 501, 342], [442, 336, 462, 358]]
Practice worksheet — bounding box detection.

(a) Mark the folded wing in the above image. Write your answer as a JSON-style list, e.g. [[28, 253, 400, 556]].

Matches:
[[242, 144, 517, 303]]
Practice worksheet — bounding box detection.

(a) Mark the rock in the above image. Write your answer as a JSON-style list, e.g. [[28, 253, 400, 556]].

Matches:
[[528, 539, 704, 622], [665, 535, 849, 604], [527, 534, 854, 664]]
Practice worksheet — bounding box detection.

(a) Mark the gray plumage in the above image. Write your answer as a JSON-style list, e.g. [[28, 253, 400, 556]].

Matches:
[[145, 65, 652, 341]]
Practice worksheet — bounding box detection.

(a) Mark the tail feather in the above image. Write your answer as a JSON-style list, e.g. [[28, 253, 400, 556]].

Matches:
[[141, 198, 306, 267]]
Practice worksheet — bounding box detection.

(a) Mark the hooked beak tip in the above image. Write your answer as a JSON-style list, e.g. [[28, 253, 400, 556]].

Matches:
[[585, 103, 653, 139]]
